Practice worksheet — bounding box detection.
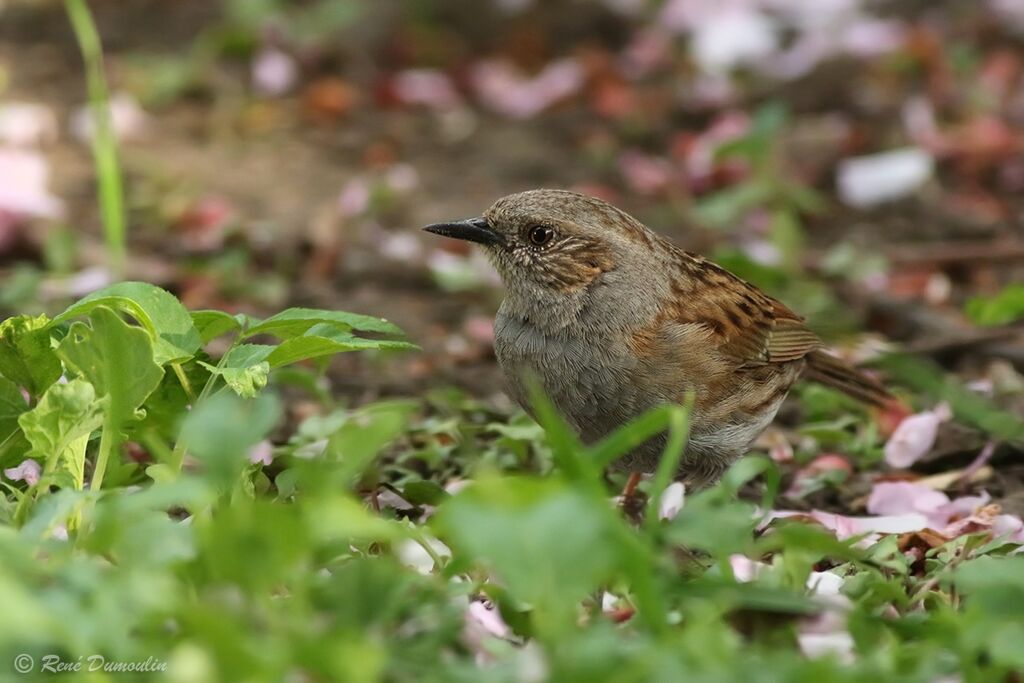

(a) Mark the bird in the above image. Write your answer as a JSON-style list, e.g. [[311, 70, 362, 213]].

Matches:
[[424, 189, 893, 488]]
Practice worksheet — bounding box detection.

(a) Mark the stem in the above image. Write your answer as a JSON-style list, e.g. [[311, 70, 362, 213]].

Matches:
[[169, 343, 232, 474], [90, 414, 117, 490], [65, 0, 126, 275], [172, 362, 197, 403], [644, 398, 692, 536]]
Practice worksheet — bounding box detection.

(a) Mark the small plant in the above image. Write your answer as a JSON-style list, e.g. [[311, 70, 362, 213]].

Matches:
[[0, 281, 415, 515]]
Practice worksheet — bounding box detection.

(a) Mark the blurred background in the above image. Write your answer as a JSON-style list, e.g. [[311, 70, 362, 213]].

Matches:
[[1, 0, 1023, 407]]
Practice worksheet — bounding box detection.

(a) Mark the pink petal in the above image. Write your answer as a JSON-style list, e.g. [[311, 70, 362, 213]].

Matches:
[[866, 481, 949, 517], [392, 69, 462, 111], [619, 150, 675, 195], [70, 93, 149, 143], [993, 515, 1024, 543], [337, 178, 370, 217], [883, 404, 950, 468], [247, 440, 274, 466], [471, 59, 583, 119], [466, 599, 511, 639], [658, 482, 686, 520], [729, 554, 767, 582], [0, 148, 64, 219], [806, 570, 844, 595], [0, 103, 58, 147], [4, 458, 41, 486], [252, 48, 298, 97], [931, 493, 991, 527], [397, 537, 451, 574], [798, 631, 855, 662], [811, 510, 928, 539], [385, 163, 419, 193]]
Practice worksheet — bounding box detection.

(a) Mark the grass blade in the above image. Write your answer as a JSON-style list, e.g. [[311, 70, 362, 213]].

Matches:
[[65, 0, 127, 275]]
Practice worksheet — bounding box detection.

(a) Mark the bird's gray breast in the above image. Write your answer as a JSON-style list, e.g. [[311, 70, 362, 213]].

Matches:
[[493, 309, 646, 444]]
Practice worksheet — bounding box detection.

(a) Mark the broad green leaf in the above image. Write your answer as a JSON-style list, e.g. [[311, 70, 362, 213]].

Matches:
[[181, 392, 280, 487], [191, 309, 243, 343], [666, 491, 759, 557], [955, 555, 1024, 613], [56, 307, 165, 426], [52, 282, 201, 364], [18, 379, 105, 473], [0, 376, 28, 446], [242, 307, 405, 339], [434, 476, 627, 635], [265, 332, 416, 368], [0, 314, 62, 397], [305, 495, 404, 544], [325, 401, 417, 487]]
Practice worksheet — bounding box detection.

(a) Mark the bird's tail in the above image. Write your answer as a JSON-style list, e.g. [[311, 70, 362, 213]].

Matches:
[[804, 349, 894, 408]]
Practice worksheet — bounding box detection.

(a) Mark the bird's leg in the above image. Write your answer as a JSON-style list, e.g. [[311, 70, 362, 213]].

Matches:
[[622, 472, 642, 498], [618, 472, 647, 524]]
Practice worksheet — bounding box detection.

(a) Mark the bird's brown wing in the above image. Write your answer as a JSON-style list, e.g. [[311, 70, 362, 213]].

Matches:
[[670, 259, 893, 406], [670, 256, 822, 368]]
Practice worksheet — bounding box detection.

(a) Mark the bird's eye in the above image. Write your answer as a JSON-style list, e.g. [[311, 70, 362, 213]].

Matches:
[[528, 225, 554, 247]]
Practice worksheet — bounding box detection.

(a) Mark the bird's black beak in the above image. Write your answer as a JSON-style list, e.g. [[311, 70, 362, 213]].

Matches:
[[423, 217, 504, 246]]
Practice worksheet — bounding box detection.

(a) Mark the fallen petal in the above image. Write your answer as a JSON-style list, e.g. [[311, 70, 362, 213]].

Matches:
[[837, 148, 934, 208], [0, 102, 59, 146], [867, 481, 949, 517], [884, 405, 949, 468], [252, 48, 298, 97], [658, 482, 686, 520], [4, 458, 41, 486], [0, 148, 64, 219]]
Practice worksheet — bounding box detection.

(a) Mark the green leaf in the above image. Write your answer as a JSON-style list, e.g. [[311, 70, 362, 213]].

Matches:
[[199, 361, 269, 399], [0, 314, 62, 397], [52, 282, 201, 364], [191, 309, 243, 343], [693, 182, 772, 229], [199, 344, 272, 398], [242, 307, 406, 340], [181, 392, 280, 487], [325, 401, 417, 488], [56, 307, 165, 426], [955, 556, 1024, 616], [0, 377, 28, 447], [965, 284, 1024, 326], [434, 476, 628, 636], [666, 491, 759, 557], [18, 379, 105, 474], [401, 479, 449, 506], [265, 331, 416, 368]]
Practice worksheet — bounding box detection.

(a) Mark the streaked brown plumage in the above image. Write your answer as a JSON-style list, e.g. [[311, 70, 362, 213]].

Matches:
[[425, 189, 892, 487]]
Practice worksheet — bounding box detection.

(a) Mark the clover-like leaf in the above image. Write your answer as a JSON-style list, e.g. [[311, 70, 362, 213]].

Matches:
[[56, 307, 165, 427], [52, 282, 201, 364], [0, 314, 62, 397], [18, 379, 105, 475]]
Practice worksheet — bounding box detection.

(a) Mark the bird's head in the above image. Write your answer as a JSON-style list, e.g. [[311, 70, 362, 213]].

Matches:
[[424, 189, 671, 331], [426, 189, 663, 289]]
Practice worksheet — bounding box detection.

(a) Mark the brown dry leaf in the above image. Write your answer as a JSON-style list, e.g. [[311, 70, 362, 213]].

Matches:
[[303, 78, 359, 122]]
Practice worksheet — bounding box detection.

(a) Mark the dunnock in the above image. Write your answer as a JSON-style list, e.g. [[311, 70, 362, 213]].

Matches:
[[425, 189, 891, 487]]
